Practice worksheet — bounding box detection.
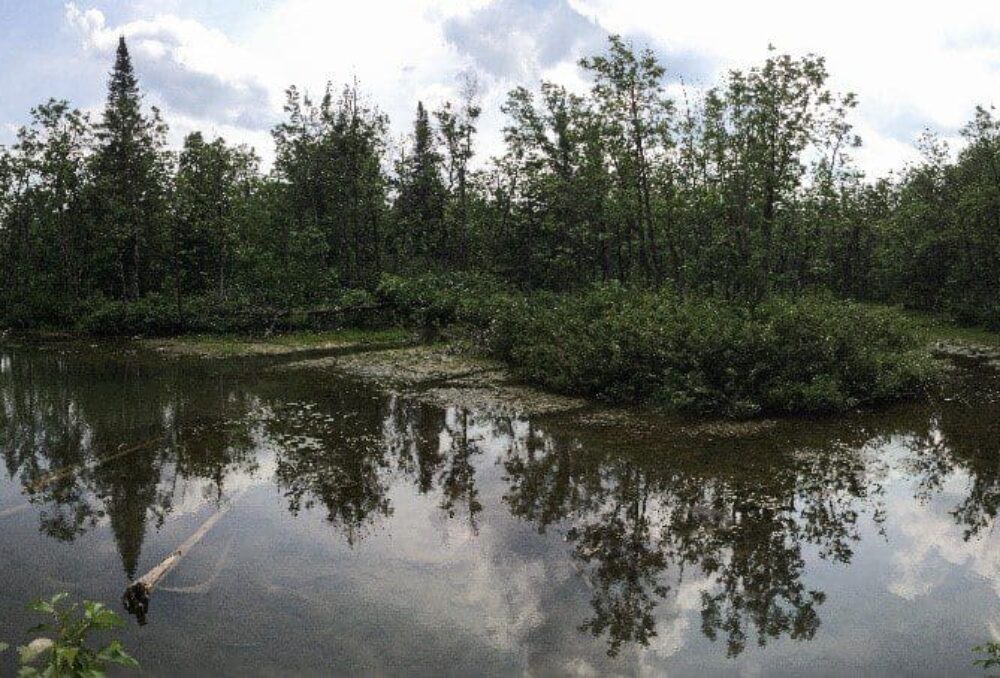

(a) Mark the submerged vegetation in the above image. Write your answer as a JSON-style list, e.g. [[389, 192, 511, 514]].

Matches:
[[147, 327, 411, 358], [0, 33, 994, 414]]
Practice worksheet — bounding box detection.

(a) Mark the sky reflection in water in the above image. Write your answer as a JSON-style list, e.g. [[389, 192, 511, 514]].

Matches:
[[0, 344, 998, 676]]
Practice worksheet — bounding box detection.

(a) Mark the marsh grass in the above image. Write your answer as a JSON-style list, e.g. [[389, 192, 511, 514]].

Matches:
[[146, 327, 412, 357]]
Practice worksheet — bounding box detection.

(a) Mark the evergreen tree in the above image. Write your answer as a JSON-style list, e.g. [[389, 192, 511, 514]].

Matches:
[[91, 36, 170, 300], [394, 102, 446, 265]]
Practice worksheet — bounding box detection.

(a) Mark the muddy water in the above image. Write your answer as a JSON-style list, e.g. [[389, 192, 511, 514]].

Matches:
[[0, 343, 998, 676]]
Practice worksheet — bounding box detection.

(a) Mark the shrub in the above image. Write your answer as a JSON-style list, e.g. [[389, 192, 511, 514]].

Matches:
[[74, 291, 390, 337], [951, 300, 1000, 332], [467, 285, 940, 417], [78, 294, 182, 336], [376, 272, 503, 330]]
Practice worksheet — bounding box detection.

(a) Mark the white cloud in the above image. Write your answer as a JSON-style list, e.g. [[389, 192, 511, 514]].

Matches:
[[60, 0, 1000, 175], [570, 0, 1000, 171], [66, 2, 258, 83], [65, 2, 277, 132], [888, 468, 1000, 603]]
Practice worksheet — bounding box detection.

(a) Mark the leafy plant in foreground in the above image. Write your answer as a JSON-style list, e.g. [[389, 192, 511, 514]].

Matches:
[[12, 592, 138, 677]]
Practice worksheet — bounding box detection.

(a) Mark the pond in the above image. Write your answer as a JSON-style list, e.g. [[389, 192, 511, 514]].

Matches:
[[0, 343, 998, 676]]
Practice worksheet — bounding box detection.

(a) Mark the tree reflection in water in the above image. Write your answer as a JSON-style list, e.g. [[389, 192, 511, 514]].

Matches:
[[501, 421, 892, 656], [0, 348, 261, 578], [2, 345, 999, 660]]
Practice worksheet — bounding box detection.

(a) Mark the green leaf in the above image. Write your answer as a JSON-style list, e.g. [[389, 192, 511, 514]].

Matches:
[[86, 604, 125, 631], [54, 645, 79, 666], [19, 594, 136, 675], [0, 642, 8, 653], [98, 640, 139, 669], [27, 600, 53, 615], [973, 642, 1000, 669]]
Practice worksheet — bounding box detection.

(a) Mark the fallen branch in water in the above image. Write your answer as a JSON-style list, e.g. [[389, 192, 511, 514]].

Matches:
[[122, 491, 242, 624], [0, 502, 31, 518], [27, 435, 165, 493], [160, 533, 235, 595], [1, 436, 165, 521]]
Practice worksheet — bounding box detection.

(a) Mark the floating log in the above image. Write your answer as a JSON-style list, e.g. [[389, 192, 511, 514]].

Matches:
[[160, 534, 235, 595], [27, 435, 165, 493], [122, 492, 241, 624], [0, 502, 31, 518]]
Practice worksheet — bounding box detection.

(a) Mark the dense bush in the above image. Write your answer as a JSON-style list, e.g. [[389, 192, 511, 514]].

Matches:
[[74, 289, 388, 337], [375, 275, 940, 416], [375, 272, 506, 329], [5, 269, 942, 417], [400, 282, 938, 417], [949, 301, 1000, 333]]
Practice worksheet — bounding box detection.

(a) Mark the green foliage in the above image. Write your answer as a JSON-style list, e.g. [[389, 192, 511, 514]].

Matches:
[[76, 293, 385, 337], [0, 34, 989, 415], [90, 37, 171, 302], [465, 285, 939, 417], [272, 82, 390, 290], [13, 592, 138, 677], [372, 275, 940, 416], [376, 272, 503, 330], [79, 294, 183, 336], [392, 102, 447, 265], [974, 642, 1000, 670], [881, 109, 1000, 328], [172, 132, 260, 300]]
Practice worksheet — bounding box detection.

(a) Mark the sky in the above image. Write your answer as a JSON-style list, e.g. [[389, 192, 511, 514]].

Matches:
[[3, 0, 1000, 176]]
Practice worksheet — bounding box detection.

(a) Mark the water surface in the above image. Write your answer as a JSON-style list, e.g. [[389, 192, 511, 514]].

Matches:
[[1, 343, 998, 676]]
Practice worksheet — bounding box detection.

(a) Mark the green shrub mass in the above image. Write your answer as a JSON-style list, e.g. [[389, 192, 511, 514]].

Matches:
[[1, 270, 942, 417], [377, 275, 939, 417], [0, 289, 383, 336]]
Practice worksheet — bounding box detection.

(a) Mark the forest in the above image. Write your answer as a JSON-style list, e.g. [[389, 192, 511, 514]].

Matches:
[[1, 35, 997, 415]]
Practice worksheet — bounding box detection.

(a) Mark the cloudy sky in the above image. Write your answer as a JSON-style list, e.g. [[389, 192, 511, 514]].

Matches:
[[3, 0, 1000, 175]]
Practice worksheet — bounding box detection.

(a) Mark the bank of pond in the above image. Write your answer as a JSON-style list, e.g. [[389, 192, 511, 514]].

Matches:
[[5, 275, 977, 419]]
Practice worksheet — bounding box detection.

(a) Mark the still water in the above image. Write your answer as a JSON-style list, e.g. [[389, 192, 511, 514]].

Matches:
[[0, 343, 998, 676]]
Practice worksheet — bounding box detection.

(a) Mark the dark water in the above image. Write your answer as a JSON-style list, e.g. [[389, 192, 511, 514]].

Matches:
[[0, 344, 999, 676]]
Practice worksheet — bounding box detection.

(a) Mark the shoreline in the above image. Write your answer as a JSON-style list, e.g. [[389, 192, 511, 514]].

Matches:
[[3, 313, 998, 423]]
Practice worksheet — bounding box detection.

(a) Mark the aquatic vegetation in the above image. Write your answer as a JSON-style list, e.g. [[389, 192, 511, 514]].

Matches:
[[11, 593, 138, 677], [146, 327, 411, 358]]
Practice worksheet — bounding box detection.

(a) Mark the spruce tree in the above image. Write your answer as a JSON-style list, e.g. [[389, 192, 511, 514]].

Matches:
[[395, 101, 445, 264], [92, 36, 169, 300]]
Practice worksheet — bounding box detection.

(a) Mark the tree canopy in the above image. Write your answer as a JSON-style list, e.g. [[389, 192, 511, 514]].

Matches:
[[1, 35, 997, 331]]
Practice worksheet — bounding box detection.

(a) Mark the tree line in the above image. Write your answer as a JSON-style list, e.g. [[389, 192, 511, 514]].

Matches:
[[1, 35, 998, 329]]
